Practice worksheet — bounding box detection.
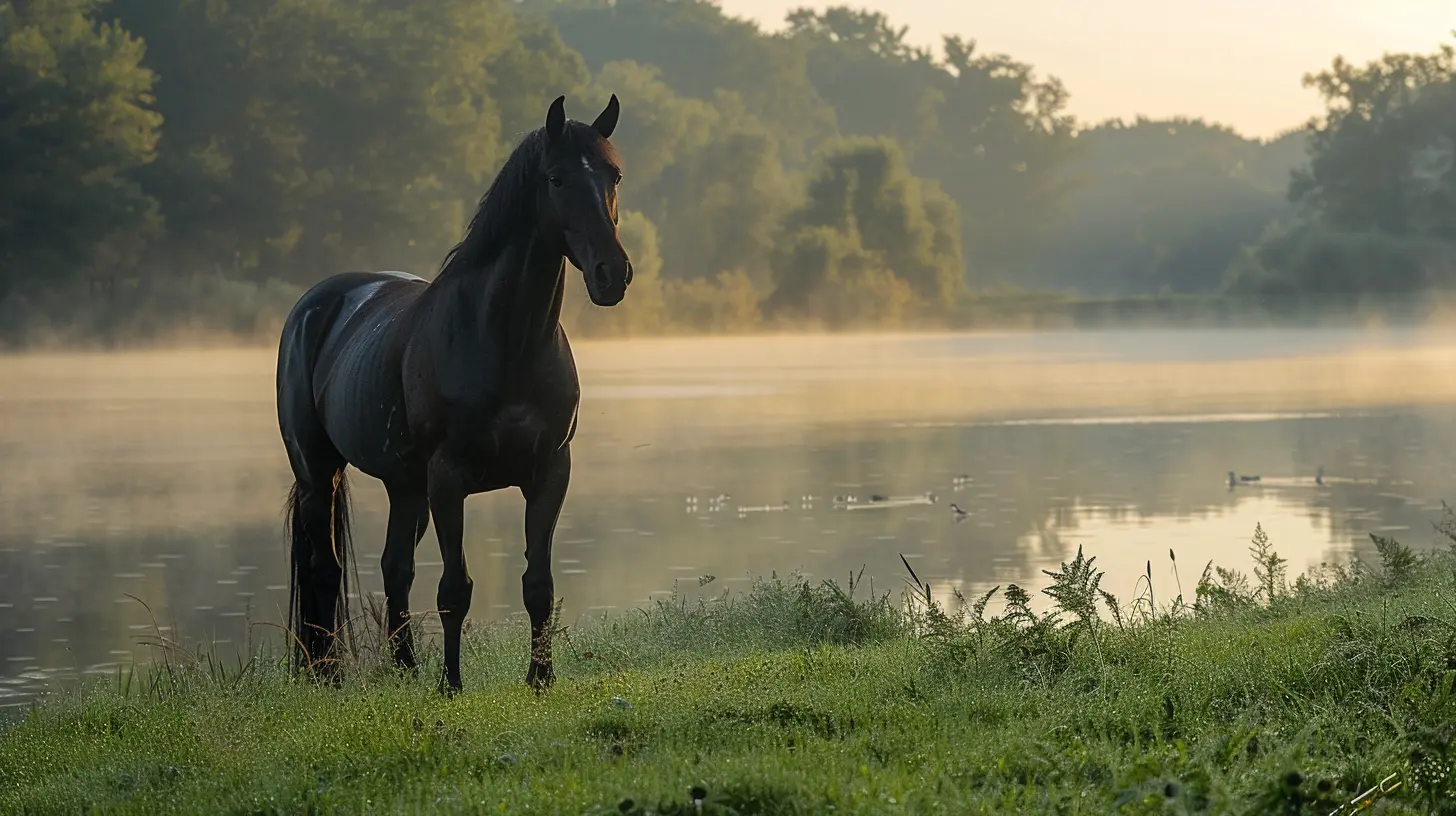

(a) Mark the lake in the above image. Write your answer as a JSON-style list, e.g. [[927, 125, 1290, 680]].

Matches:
[[4, 327, 1456, 706]]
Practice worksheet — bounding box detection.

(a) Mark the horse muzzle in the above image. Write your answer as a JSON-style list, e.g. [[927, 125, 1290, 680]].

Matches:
[[586, 259, 632, 307]]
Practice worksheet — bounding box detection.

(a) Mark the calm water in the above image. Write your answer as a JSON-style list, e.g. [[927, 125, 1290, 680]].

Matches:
[[4, 328, 1456, 706]]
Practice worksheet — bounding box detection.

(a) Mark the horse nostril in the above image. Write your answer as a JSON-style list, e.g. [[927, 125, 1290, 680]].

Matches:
[[624, 262, 634, 286], [592, 262, 612, 291]]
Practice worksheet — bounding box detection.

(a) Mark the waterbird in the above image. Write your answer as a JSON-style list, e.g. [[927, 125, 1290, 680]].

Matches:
[[737, 501, 792, 516], [949, 503, 969, 521], [1315, 466, 1324, 487], [1227, 471, 1262, 488]]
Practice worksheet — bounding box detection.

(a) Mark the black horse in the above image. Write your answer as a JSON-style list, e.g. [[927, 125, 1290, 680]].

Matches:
[[276, 95, 631, 692]]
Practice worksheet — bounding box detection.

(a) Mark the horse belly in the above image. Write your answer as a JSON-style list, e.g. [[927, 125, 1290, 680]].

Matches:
[[316, 321, 416, 478], [332, 396, 415, 480]]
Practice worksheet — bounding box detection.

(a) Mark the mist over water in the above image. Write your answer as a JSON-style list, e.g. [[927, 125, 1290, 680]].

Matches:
[[3, 327, 1456, 706]]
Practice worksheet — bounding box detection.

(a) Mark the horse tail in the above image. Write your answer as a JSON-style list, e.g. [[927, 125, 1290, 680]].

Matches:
[[284, 480, 307, 672], [285, 470, 356, 673], [329, 468, 357, 658]]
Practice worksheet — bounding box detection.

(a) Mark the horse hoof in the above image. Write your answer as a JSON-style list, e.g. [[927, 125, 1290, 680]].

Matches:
[[437, 670, 464, 697], [310, 659, 343, 687], [526, 661, 554, 692], [393, 649, 418, 673]]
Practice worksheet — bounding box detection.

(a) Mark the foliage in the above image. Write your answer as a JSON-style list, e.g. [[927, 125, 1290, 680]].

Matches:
[[1031, 118, 1305, 295], [579, 61, 794, 285], [785, 8, 1076, 283], [4, 0, 1454, 343], [767, 137, 961, 325], [0, 0, 162, 304], [1226, 220, 1456, 295], [1295, 43, 1456, 238], [1232, 39, 1456, 296], [103, 0, 568, 282], [562, 208, 666, 336], [530, 0, 834, 164]]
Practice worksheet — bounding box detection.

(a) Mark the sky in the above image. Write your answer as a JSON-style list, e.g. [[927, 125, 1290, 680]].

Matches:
[[717, 0, 1454, 138]]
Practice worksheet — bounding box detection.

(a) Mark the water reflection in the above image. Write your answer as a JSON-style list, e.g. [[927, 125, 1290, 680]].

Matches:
[[3, 330, 1456, 705]]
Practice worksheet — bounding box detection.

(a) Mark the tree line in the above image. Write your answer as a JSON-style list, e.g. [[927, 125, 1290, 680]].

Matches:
[[1, 0, 1452, 343]]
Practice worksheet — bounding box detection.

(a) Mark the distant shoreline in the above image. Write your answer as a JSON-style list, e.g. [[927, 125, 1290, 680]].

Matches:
[[5, 290, 1456, 354]]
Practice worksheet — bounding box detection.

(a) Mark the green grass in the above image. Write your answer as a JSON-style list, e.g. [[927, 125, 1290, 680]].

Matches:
[[4, 529, 1456, 814]]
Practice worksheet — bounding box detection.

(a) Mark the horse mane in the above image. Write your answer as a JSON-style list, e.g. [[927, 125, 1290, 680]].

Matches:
[[435, 121, 620, 283]]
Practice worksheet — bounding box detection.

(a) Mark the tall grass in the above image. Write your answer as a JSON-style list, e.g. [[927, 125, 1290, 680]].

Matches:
[[3, 517, 1456, 813]]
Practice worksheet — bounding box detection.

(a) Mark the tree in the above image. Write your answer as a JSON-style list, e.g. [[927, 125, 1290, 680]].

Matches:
[[0, 0, 161, 302], [785, 8, 1076, 285], [649, 92, 795, 283], [107, 0, 573, 283], [1228, 39, 1456, 296], [531, 0, 835, 163], [769, 137, 962, 322], [1029, 118, 1305, 295], [562, 209, 666, 335], [785, 7, 942, 156], [582, 62, 795, 284], [1293, 43, 1455, 239]]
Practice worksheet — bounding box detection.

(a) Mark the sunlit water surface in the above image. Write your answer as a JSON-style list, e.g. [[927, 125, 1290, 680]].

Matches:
[[4, 327, 1456, 706]]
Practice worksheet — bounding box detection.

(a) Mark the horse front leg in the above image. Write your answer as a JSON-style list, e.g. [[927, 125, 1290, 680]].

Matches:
[[428, 455, 472, 693], [522, 445, 570, 691], [381, 483, 429, 671]]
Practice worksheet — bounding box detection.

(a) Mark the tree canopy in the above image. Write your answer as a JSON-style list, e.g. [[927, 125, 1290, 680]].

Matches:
[[2, 0, 1451, 342], [0, 0, 161, 300], [1228, 41, 1456, 296]]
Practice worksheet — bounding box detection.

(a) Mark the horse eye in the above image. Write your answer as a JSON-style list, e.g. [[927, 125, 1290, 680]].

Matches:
[[548, 176, 563, 188], [613, 173, 623, 185]]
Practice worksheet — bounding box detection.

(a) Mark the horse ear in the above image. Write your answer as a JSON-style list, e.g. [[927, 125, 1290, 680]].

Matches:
[[546, 95, 567, 144], [592, 94, 620, 140]]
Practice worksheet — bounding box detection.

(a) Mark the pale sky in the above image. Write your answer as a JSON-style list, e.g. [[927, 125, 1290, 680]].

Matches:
[[718, 0, 1454, 138]]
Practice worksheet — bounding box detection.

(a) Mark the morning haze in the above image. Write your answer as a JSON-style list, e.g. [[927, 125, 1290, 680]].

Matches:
[[2, 1, 1456, 808], [724, 0, 1454, 136]]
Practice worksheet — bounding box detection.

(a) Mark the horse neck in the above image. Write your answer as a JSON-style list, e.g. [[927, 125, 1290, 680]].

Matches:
[[501, 231, 568, 358], [423, 228, 567, 364]]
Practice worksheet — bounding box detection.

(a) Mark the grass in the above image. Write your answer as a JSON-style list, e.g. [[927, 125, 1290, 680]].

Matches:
[[4, 525, 1456, 815]]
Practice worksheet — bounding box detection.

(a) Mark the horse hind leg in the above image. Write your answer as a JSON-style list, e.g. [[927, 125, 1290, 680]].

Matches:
[[381, 482, 429, 670], [285, 457, 352, 682], [277, 297, 356, 681]]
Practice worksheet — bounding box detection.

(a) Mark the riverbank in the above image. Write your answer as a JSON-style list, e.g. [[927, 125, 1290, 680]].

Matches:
[[2, 530, 1453, 814]]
